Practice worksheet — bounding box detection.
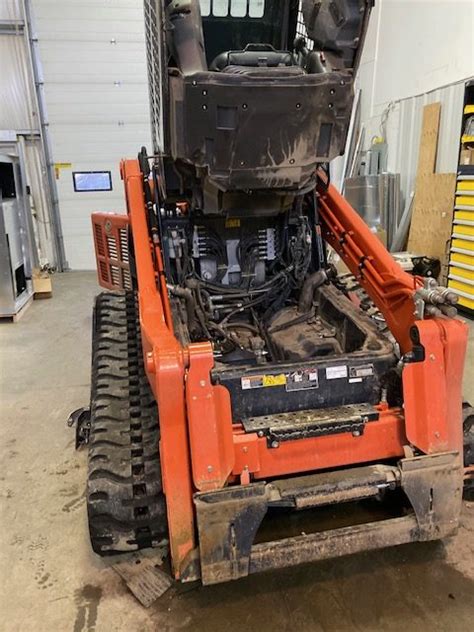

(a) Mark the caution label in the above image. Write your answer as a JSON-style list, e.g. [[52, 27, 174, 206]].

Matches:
[[286, 368, 319, 392], [349, 365, 374, 379], [241, 374, 286, 390], [326, 365, 348, 380]]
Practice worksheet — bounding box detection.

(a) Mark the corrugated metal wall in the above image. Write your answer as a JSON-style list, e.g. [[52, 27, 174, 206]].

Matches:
[[31, 0, 152, 269], [0, 0, 57, 266], [384, 81, 467, 210], [0, 32, 37, 130]]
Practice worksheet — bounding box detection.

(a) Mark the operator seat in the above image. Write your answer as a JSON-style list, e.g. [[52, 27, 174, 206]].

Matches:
[[210, 44, 297, 71], [210, 43, 319, 77]]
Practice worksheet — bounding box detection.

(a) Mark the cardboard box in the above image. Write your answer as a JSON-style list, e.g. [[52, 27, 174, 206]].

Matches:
[[32, 269, 53, 299], [460, 148, 474, 166]]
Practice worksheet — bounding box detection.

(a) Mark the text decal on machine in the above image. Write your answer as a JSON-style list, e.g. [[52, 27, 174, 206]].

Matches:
[[241, 369, 320, 391]]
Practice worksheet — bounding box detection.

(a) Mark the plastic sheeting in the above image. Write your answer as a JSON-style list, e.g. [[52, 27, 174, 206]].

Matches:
[[0, 0, 22, 21], [0, 36, 38, 131], [0, 0, 56, 266], [0, 1, 38, 131]]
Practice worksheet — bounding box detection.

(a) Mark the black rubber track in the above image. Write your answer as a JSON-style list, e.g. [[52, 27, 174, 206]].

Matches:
[[87, 291, 167, 554]]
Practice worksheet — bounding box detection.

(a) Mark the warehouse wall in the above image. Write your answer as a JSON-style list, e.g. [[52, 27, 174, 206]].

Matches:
[[0, 0, 58, 266], [357, 0, 474, 139], [32, 0, 151, 269], [0, 7, 37, 131], [353, 0, 474, 214]]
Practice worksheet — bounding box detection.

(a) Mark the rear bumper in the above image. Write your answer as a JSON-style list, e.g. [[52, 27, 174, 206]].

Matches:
[[182, 451, 462, 585]]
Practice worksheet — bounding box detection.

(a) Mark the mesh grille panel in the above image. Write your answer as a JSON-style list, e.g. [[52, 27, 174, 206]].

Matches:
[[144, 0, 164, 154], [296, 2, 314, 51], [94, 224, 106, 257], [106, 235, 119, 260], [119, 228, 129, 263]]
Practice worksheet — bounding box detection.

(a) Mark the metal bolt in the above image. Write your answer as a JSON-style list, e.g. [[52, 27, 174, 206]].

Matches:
[[430, 354, 436, 361], [240, 161, 245, 166], [192, 80, 197, 86], [202, 89, 207, 96], [289, 159, 295, 164], [271, 440, 280, 449], [328, 103, 334, 109], [296, 103, 301, 109], [242, 446, 248, 453], [258, 430, 264, 437], [202, 104, 207, 110], [199, 380, 206, 387], [352, 430, 361, 437], [207, 465, 213, 473], [362, 416, 368, 423], [242, 103, 248, 109], [330, 88, 335, 95]]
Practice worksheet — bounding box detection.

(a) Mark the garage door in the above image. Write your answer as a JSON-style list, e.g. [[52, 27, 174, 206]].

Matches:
[[32, 0, 152, 269]]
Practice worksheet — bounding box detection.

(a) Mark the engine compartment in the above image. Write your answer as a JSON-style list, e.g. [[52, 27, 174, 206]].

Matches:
[[162, 200, 395, 373]]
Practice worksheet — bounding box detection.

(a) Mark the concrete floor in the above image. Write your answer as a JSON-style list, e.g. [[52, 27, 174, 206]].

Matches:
[[1, 270, 473, 632]]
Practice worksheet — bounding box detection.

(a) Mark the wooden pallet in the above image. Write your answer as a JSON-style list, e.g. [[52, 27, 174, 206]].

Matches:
[[0, 293, 33, 323]]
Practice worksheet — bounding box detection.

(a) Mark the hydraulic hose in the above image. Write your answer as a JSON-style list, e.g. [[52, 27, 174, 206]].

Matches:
[[298, 270, 328, 313], [167, 284, 197, 333]]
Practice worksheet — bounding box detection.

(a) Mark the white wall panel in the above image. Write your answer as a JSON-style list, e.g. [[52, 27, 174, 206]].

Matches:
[[0, 35, 38, 130], [32, 0, 151, 269], [357, 0, 474, 138], [354, 0, 473, 218], [0, 0, 22, 20]]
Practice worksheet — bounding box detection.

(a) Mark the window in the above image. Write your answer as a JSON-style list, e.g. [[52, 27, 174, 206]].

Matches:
[[248, 0, 265, 18], [230, 0, 246, 17], [0, 162, 16, 199], [199, 0, 211, 16], [199, 0, 265, 18], [212, 0, 228, 16], [72, 171, 112, 193]]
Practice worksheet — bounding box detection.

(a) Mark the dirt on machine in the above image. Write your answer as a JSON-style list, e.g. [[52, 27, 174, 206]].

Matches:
[[71, 0, 471, 586]]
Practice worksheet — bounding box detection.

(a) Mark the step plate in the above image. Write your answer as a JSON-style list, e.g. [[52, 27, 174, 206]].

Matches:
[[242, 403, 379, 446]]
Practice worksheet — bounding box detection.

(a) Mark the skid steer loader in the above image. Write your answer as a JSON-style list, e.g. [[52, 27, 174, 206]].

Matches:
[[82, 1, 470, 585]]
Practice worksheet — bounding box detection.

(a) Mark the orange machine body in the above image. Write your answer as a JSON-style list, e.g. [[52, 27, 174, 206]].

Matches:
[[91, 159, 468, 579]]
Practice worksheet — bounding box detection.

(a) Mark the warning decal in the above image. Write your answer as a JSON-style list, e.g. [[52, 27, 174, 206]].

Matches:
[[241, 374, 286, 390]]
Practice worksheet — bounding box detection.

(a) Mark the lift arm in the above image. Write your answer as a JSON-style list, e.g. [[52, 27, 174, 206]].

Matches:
[[316, 171, 469, 455], [316, 171, 421, 354]]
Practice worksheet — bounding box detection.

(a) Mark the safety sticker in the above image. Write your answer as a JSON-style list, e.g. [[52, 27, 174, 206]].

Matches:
[[286, 369, 319, 392], [225, 218, 241, 228], [326, 365, 348, 380], [349, 365, 374, 379], [241, 374, 286, 390]]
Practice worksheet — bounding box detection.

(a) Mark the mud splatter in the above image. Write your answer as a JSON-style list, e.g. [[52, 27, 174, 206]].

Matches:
[[74, 585, 102, 632], [10, 534, 23, 547], [59, 484, 79, 498], [34, 560, 55, 590], [62, 493, 85, 513], [27, 535, 48, 552]]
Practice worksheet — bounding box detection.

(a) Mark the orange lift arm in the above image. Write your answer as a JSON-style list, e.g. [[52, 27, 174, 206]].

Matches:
[[316, 171, 421, 354], [316, 171, 468, 455]]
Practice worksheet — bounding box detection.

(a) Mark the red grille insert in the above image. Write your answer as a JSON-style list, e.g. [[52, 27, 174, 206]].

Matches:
[[91, 213, 131, 290]]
